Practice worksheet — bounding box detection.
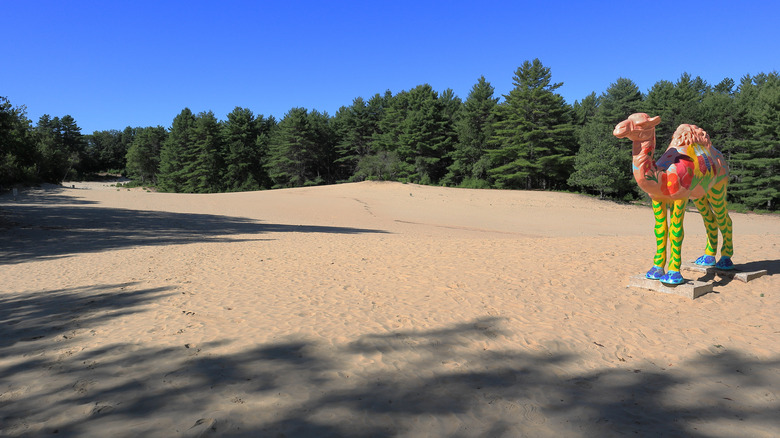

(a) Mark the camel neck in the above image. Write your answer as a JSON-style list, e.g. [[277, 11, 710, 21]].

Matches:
[[632, 138, 655, 157]]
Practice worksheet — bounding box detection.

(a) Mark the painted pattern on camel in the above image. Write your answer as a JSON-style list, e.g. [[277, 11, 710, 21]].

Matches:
[[613, 113, 734, 285]]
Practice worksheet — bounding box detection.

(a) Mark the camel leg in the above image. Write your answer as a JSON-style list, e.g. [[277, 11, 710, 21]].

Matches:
[[708, 180, 734, 269], [660, 199, 687, 285], [692, 197, 718, 266], [647, 199, 668, 280]]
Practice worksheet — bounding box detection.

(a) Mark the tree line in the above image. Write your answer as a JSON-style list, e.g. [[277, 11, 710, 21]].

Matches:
[[2, 59, 778, 211]]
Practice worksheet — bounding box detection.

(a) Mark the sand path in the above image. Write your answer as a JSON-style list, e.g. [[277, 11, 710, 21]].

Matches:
[[1, 182, 779, 437]]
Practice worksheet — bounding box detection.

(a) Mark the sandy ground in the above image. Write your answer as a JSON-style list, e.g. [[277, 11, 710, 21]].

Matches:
[[1, 181, 778, 437]]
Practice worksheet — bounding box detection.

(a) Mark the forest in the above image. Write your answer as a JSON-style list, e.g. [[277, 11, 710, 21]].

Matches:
[[1, 59, 778, 211]]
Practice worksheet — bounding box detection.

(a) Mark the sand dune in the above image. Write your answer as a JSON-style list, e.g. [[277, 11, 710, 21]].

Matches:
[[1, 181, 778, 437]]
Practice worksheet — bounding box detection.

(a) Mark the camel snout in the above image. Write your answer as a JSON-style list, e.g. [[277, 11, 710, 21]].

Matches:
[[613, 123, 629, 138]]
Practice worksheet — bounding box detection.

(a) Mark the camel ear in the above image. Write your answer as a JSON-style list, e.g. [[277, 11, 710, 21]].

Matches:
[[636, 116, 661, 129]]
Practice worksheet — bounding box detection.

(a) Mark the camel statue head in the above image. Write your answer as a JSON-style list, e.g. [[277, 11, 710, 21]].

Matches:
[[613, 113, 661, 142]]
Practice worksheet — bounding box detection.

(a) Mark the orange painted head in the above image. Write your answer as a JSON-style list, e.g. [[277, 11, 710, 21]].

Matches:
[[613, 113, 662, 141]]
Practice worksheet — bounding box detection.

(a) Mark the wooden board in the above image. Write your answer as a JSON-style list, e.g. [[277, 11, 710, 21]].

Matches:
[[627, 274, 714, 299], [681, 262, 767, 283]]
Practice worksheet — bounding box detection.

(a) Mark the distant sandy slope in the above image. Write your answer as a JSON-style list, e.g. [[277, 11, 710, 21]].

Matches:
[[1, 181, 778, 437]]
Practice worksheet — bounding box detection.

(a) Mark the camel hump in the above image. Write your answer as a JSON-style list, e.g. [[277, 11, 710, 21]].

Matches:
[[671, 124, 712, 149]]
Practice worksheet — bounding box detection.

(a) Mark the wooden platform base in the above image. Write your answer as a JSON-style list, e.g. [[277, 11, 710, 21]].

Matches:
[[681, 262, 767, 283], [627, 274, 713, 299]]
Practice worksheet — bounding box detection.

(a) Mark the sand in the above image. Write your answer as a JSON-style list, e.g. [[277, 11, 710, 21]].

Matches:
[[1, 181, 778, 437]]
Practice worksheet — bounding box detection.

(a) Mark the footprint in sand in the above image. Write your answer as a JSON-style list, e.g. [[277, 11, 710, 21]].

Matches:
[[89, 401, 115, 415]]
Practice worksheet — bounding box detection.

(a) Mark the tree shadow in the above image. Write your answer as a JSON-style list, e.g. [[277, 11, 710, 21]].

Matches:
[[0, 203, 389, 265], [1, 186, 100, 205], [2, 313, 778, 437], [0, 283, 177, 353]]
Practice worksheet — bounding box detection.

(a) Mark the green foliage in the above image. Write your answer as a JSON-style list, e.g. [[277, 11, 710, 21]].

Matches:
[[157, 108, 197, 192], [222, 107, 272, 192], [3, 63, 778, 212], [183, 110, 224, 193], [85, 127, 134, 174], [0, 96, 35, 186], [126, 126, 167, 184], [266, 107, 337, 188], [354, 150, 400, 181], [33, 114, 86, 182], [394, 84, 458, 183], [728, 73, 780, 210], [333, 95, 385, 181], [487, 59, 576, 190], [568, 122, 626, 198], [444, 76, 497, 186], [569, 78, 642, 198]]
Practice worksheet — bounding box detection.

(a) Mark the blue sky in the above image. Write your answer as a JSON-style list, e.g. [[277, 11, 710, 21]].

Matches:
[[3, 0, 778, 134]]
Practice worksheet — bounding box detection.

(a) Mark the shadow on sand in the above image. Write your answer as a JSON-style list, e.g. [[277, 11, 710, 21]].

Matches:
[[1, 289, 778, 437], [0, 188, 388, 264]]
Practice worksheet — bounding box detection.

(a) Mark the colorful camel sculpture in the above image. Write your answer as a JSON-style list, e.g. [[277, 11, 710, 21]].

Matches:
[[613, 113, 734, 285]]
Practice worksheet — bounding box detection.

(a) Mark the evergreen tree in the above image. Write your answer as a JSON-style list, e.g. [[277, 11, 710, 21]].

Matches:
[[222, 107, 264, 191], [643, 73, 709, 144], [126, 126, 167, 184], [393, 84, 457, 184], [348, 92, 396, 181], [568, 122, 626, 198], [32, 114, 85, 182], [487, 59, 575, 190], [267, 107, 317, 188], [729, 73, 780, 210], [183, 110, 224, 193], [569, 78, 643, 198], [333, 97, 376, 179], [445, 76, 498, 187], [373, 90, 407, 156], [0, 96, 35, 186], [700, 78, 742, 144], [157, 108, 197, 192], [85, 127, 134, 174], [571, 92, 599, 126]]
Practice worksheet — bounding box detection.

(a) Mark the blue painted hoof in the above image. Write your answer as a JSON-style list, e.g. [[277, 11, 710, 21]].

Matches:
[[646, 266, 665, 280], [660, 271, 684, 285], [716, 257, 735, 270], [694, 255, 716, 266]]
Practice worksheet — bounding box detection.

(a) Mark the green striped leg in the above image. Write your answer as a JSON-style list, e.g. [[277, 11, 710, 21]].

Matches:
[[708, 181, 734, 265], [693, 197, 718, 264], [652, 200, 668, 270], [668, 199, 688, 273]]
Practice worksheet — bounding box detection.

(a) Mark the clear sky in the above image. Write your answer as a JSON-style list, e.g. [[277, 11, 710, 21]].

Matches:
[[3, 0, 778, 134]]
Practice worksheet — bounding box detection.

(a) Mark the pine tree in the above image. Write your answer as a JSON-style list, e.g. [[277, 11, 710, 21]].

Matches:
[[643, 73, 709, 144], [157, 108, 196, 192], [334, 97, 377, 179], [126, 126, 166, 184], [267, 107, 315, 188], [571, 92, 599, 126], [351, 92, 397, 181], [306, 109, 338, 185], [487, 59, 575, 190], [183, 111, 224, 193], [568, 122, 626, 198], [569, 78, 643, 198], [392, 84, 459, 184], [729, 73, 780, 210], [222, 107, 264, 191], [0, 96, 35, 186], [444, 76, 498, 187]]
